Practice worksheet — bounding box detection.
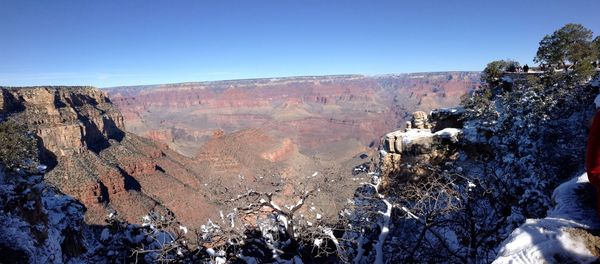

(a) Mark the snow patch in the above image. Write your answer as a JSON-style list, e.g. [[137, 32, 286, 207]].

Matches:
[[493, 173, 600, 264], [434, 128, 462, 142], [401, 129, 433, 145]]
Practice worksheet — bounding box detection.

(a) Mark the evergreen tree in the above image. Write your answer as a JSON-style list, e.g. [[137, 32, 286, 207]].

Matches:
[[534, 23, 596, 82]]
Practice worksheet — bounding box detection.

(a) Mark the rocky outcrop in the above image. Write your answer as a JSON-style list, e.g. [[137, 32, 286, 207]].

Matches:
[[409, 111, 430, 129], [0, 87, 125, 156], [379, 110, 462, 186], [0, 86, 218, 228], [0, 168, 96, 263], [261, 138, 296, 162]]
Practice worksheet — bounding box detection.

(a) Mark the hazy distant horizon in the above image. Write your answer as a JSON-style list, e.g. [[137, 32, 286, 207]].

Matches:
[[0, 70, 482, 89], [100, 70, 484, 88]]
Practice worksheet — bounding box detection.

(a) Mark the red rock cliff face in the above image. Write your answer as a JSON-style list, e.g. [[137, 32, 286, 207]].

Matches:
[[1, 87, 124, 156], [0, 87, 219, 228], [106, 73, 479, 163]]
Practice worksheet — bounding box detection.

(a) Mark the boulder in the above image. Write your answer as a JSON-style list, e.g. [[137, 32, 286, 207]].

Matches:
[[379, 124, 462, 185]]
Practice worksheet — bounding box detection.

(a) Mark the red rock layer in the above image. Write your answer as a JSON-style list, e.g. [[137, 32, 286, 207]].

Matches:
[[106, 73, 479, 163], [0, 87, 219, 228]]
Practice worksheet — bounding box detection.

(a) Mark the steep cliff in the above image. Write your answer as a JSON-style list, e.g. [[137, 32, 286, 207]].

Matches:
[[0, 86, 218, 227], [1, 87, 124, 156]]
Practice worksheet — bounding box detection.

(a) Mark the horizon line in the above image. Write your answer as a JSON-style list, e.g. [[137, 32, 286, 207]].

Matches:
[[100, 70, 481, 89]]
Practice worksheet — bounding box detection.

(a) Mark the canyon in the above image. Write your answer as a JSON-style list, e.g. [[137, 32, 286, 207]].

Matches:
[[0, 72, 478, 231], [0, 87, 223, 227], [106, 72, 479, 180]]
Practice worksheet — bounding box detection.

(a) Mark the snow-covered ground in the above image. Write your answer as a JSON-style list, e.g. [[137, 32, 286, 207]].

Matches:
[[494, 173, 600, 263]]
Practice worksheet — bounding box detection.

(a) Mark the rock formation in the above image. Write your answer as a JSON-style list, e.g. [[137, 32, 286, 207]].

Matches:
[[410, 111, 430, 129], [379, 110, 462, 187], [0, 86, 219, 228], [0, 169, 96, 263], [105, 73, 479, 161], [0, 87, 124, 156]]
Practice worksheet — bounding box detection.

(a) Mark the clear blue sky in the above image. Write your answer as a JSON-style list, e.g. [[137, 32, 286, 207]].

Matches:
[[1, 0, 599, 87]]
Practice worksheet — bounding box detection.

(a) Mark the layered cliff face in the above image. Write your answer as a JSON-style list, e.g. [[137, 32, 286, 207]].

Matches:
[[1, 87, 124, 156], [106, 73, 479, 182], [107, 73, 477, 156], [0, 87, 219, 228]]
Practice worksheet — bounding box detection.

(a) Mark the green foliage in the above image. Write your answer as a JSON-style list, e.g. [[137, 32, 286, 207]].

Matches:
[[481, 61, 506, 87], [0, 120, 39, 170], [534, 23, 597, 83], [481, 60, 520, 87], [505, 60, 521, 73]]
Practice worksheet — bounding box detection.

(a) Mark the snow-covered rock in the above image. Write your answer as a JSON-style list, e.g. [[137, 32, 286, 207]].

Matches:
[[379, 122, 461, 183], [493, 173, 600, 264], [434, 128, 461, 143], [0, 168, 100, 263]]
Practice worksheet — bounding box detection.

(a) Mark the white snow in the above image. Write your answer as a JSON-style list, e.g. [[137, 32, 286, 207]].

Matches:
[[401, 129, 433, 145], [215, 256, 226, 264], [375, 199, 392, 264], [206, 247, 217, 256], [270, 200, 283, 212], [179, 225, 188, 234], [399, 128, 461, 146], [467, 181, 476, 192], [400, 206, 420, 220], [434, 128, 462, 142], [502, 76, 514, 83], [323, 227, 343, 257], [431, 107, 464, 115], [36, 164, 47, 173], [493, 173, 600, 264], [314, 238, 323, 247]]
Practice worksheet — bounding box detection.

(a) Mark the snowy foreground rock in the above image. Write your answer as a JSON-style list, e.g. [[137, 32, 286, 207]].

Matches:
[[494, 173, 600, 263], [0, 168, 101, 263]]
